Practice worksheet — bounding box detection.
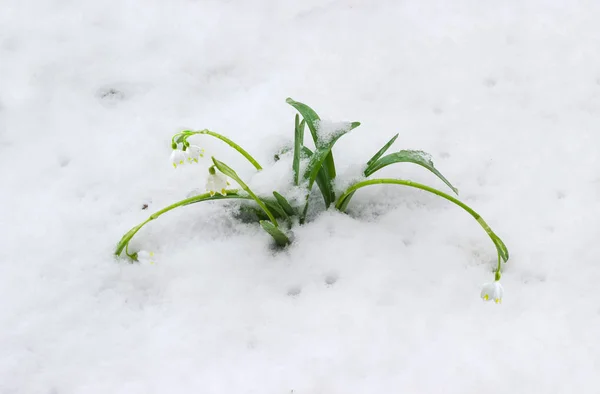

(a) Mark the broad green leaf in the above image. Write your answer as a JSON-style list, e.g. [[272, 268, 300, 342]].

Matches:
[[479, 219, 509, 263], [303, 122, 360, 189], [299, 123, 359, 221], [364, 150, 458, 195], [301, 146, 334, 207], [495, 236, 509, 262], [262, 199, 287, 219], [286, 98, 320, 144], [211, 158, 244, 185], [366, 133, 399, 167], [286, 97, 337, 180], [314, 170, 334, 207], [293, 115, 305, 185], [300, 146, 314, 157], [259, 220, 291, 246], [237, 204, 271, 222], [273, 192, 296, 217]]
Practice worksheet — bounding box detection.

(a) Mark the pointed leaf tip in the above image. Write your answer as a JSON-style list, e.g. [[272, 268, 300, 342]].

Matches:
[[260, 220, 291, 246], [366, 133, 400, 168]]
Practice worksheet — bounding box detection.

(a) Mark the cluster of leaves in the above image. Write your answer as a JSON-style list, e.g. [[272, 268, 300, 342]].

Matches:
[[115, 98, 508, 275]]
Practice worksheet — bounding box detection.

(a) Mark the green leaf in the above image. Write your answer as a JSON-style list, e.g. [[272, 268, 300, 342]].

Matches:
[[495, 236, 509, 262], [212, 157, 279, 226], [364, 150, 458, 195], [303, 123, 360, 188], [366, 133, 399, 167], [273, 192, 296, 217], [477, 218, 509, 263], [286, 97, 360, 214], [286, 97, 337, 180], [211, 158, 243, 184], [237, 204, 271, 222], [259, 220, 291, 246], [293, 115, 305, 185], [314, 169, 334, 207], [261, 199, 287, 219], [299, 123, 359, 222], [301, 146, 334, 208], [286, 98, 320, 143]]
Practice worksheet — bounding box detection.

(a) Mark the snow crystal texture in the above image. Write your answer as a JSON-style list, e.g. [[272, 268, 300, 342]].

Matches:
[[1, 0, 600, 393]]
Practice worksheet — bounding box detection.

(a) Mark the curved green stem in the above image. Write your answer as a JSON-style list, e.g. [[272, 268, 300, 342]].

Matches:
[[114, 190, 250, 257], [211, 157, 278, 227], [179, 129, 262, 170], [336, 178, 509, 263]]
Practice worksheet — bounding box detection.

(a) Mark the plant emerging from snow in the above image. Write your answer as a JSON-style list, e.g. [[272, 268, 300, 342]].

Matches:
[[115, 98, 509, 302]]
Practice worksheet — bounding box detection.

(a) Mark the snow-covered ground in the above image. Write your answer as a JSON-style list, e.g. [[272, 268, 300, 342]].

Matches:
[[2, 1, 600, 392]]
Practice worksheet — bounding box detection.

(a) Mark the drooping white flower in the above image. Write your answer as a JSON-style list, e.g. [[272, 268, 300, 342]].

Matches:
[[170, 149, 187, 168], [186, 145, 204, 163], [481, 281, 504, 304], [136, 250, 156, 265], [206, 172, 230, 196]]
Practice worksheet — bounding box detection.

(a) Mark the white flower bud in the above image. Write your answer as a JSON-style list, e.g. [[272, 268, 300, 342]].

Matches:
[[206, 172, 230, 196], [481, 281, 504, 304]]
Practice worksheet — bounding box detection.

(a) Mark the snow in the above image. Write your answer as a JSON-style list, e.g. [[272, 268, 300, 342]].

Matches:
[[315, 119, 355, 145], [2, 0, 600, 393]]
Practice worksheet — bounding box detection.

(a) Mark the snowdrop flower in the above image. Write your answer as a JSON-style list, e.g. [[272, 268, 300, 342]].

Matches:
[[170, 149, 187, 168], [136, 250, 156, 265], [481, 281, 504, 304], [185, 144, 204, 163], [206, 168, 230, 196]]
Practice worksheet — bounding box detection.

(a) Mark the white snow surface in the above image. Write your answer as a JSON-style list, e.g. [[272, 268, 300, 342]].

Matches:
[[2, 1, 600, 393]]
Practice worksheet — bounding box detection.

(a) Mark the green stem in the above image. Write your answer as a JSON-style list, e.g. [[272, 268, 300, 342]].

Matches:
[[210, 158, 278, 227], [495, 254, 502, 281], [336, 178, 508, 262], [299, 195, 309, 225], [114, 190, 250, 257], [242, 187, 278, 226], [180, 130, 263, 170]]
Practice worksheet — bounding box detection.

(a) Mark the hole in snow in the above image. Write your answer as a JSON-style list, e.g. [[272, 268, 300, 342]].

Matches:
[[58, 156, 70, 167], [96, 87, 125, 106], [325, 274, 338, 286], [287, 286, 301, 296], [484, 78, 497, 87]]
